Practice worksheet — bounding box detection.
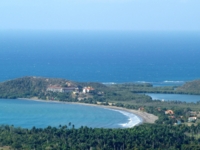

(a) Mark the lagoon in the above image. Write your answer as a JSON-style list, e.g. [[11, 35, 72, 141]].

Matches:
[[146, 93, 200, 103]]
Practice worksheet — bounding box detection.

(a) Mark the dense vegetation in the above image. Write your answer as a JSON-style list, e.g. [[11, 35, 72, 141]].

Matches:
[[1, 77, 200, 101], [0, 77, 153, 102], [1, 124, 200, 150], [112, 83, 176, 94], [109, 80, 200, 95], [0, 77, 67, 99]]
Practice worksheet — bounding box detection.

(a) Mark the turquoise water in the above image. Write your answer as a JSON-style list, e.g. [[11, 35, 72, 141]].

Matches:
[[146, 93, 200, 103], [0, 99, 141, 129]]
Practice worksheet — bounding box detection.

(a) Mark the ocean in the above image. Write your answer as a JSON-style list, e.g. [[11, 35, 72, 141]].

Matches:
[[0, 30, 200, 128], [0, 31, 200, 84]]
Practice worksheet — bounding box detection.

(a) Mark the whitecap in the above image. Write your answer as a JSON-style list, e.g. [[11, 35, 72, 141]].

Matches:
[[105, 108, 142, 128], [118, 111, 142, 128], [135, 81, 151, 84], [102, 82, 116, 85], [163, 80, 185, 83]]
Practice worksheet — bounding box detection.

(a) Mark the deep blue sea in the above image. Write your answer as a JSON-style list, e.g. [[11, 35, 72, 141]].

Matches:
[[0, 31, 200, 84], [0, 31, 200, 128]]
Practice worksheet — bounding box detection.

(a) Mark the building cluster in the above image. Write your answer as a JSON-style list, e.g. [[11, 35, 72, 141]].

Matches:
[[47, 85, 78, 93], [82, 87, 94, 93], [165, 110, 174, 115], [47, 85, 95, 94], [138, 107, 145, 111], [188, 117, 197, 122], [164, 109, 200, 124]]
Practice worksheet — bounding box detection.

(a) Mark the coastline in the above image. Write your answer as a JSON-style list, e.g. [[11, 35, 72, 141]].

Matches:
[[18, 98, 158, 126]]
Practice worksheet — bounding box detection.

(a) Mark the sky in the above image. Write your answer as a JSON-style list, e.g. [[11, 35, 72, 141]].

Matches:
[[0, 0, 200, 31]]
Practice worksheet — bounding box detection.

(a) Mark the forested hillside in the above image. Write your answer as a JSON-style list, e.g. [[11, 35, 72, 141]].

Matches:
[[0, 77, 68, 99], [176, 80, 200, 94], [0, 76, 152, 102]]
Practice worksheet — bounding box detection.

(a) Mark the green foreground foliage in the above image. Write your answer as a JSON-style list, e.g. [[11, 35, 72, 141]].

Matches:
[[1, 124, 200, 150]]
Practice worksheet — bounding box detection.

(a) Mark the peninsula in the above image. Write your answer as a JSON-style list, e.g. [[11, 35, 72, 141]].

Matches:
[[1, 76, 200, 125], [1, 76, 200, 149]]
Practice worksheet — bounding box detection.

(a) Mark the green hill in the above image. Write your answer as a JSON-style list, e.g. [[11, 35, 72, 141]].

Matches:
[[176, 79, 200, 94], [0, 76, 152, 103], [0, 76, 68, 99], [0, 76, 108, 99]]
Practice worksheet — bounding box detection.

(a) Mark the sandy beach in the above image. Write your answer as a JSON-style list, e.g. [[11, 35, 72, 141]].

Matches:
[[100, 105, 158, 124], [19, 98, 158, 125], [74, 103, 158, 124]]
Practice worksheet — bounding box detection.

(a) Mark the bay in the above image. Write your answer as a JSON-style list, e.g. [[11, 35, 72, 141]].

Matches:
[[0, 99, 141, 129]]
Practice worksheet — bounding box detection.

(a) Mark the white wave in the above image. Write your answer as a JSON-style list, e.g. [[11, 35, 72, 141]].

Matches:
[[106, 108, 142, 128], [163, 80, 184, 83], [135, 81, 151, 84], [102, 82, 116, 85], [103, 81, 153, 84], [118, 111, 142, 128]]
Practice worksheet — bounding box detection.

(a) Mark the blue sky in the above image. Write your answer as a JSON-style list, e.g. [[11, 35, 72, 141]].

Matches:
[[0, 0, 199, 31]]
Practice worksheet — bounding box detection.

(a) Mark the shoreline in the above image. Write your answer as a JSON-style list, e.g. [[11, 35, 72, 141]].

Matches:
[[18, 98, 158, 126]]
